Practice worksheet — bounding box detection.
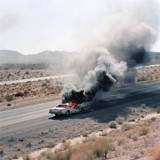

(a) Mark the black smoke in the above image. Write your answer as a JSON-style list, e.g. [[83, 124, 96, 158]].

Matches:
[[61, 0, 158, 105], [62, 66, 117, 103], [123, 47, 151, 67]]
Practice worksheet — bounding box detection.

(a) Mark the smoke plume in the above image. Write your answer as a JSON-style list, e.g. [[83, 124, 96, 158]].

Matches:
[[61, 0, 159, 104]]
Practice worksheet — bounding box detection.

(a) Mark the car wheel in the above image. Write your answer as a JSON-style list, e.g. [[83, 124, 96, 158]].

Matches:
[[55, 114, 58, 116], [66, 111, 70, 116], [81, 108, 84, 113]]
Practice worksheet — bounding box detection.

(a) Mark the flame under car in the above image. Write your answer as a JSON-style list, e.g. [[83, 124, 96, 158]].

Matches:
[[49, 102, 85, 116]]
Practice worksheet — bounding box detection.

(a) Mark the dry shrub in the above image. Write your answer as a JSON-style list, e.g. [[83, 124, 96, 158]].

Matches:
[[82, 137, 96, 143], [152, 141, 160, 160], [14, 144, 21, 150], [41, 149, 53, 159], [84, 125, 89, 131], [114, 150, 121, 157], [62, 137, 66, 143], [127, 117, 136, 122], [109, 121, 117, 128], [40, 148, 71, 160], [12, 152, 20, 159], [141, 104, 146, 108], [130, 151, 141, 159], [101, 130, 107, 136], [125, 130, 133, 139], [6, 94, 14, 101], [108, 129, 120, 137], [82, 131, 90, 137], [38, 137, 115, 160], [117, 137, 126, 146], [0, 145, 5, 153], [47, 140, 55, 147], [131, 134, 138, 141], [94, 137, 115, 158], [26, 139, 33, 145], [54, 148, 72, 160], [108, 130, 117, 137], [71, 148, 96, 160], [62, 141, 71, 150], [121, 123, 131, 132], [0, 97, 5, 102], [144, 119, 153, 126], [22, 153, 34, 160], [156, 107, 160, 113], [116, 116, 125, 124], [137, 126, 149, 136], [37, 155, 47, 160], [72, 137, 114, 159], [150, 117, 157, 122]]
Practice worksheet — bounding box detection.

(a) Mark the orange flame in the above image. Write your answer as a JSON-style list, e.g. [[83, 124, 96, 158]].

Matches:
[[69, 101, 78, 108]]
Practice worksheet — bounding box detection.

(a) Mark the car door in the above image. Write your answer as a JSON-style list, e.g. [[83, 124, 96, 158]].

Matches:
[[72, 107, 80, 113]]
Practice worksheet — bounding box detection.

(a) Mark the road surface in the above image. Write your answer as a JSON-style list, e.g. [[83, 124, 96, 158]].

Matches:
[[0, 80, 160, 141], [0, 74, 72, 85]]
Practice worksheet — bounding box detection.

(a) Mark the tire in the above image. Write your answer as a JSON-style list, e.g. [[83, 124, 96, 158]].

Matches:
[[81, 108, 84, 113], [66, 111, 70, 116], [55, 114, 58, 116]]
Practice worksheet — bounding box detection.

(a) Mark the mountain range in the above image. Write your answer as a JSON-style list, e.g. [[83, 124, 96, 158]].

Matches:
[[0, 50, 70, 56]]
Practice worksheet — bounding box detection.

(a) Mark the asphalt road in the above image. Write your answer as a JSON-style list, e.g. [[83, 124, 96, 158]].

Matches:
[[0, 80, 160, 141], [0, 74, 72, 85]]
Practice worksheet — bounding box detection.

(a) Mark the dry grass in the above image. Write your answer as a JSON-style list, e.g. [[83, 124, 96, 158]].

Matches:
[[84, 125, 89, 131], [125, 130, 133, 139], [121, 123, 131, 132], [40, 149, 53, 159], [61, 141, 71, 151], [137, 126, 149, 136], [152, 141, 160, 160], [117, 137, 126, 146], [38, 137, 115, 160], [12, 152, 20, 159], [82, 137, 96, 143], [101, 130, 107, 136], [22, 153, 34, 160], [0, 97, 5, 102]]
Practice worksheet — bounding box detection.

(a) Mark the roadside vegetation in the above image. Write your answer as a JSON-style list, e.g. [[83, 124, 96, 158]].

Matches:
[[1, 95, 160, 160], [0, 78, 65, 110], [28, 115, 160, 160]]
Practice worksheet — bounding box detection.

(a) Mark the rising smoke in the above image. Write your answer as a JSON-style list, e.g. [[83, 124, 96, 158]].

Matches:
[[61, 0, 159, 104]]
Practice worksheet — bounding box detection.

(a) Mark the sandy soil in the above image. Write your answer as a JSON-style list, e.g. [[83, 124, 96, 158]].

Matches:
[[0, 76, 75, 111], [18, 112, 160, 160], [1, 93, 160, 160]]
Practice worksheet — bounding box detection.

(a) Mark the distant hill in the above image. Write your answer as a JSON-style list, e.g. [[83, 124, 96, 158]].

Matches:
[[36, 50, 69, 56], [0, 50, 22, 55]]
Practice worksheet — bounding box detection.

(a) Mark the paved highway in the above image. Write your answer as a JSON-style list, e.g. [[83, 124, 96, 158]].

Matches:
[[0, 81, 160, 141]]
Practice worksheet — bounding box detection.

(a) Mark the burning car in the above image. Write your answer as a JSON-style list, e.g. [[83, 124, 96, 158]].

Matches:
[[49, 101, 88, 116]]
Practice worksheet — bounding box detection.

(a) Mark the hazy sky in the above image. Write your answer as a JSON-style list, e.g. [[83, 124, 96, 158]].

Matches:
[[0, 0, 160, 55]]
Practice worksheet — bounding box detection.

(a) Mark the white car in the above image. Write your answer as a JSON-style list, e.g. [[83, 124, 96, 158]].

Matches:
[[49, 103, 85, 116]]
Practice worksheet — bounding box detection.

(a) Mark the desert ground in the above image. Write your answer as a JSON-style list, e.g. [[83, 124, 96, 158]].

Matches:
[[0, 63, 160, 160], [0, 91, 160, 160]]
